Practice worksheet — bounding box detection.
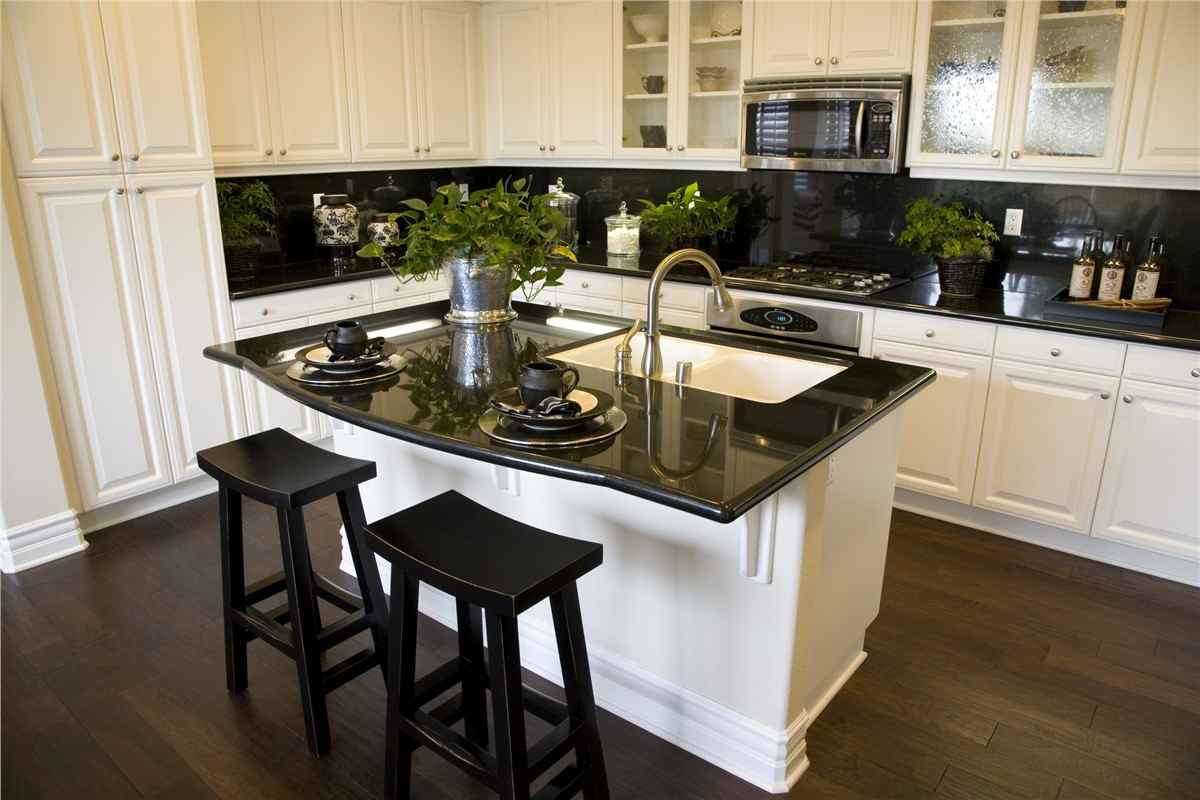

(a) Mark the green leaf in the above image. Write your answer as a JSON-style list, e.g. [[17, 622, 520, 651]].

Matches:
[[402, 197, 428, 211], [356, 242, 385, 258]]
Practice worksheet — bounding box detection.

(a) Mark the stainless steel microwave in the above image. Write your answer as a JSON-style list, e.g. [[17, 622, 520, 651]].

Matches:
[[741, 75, 908, 174]]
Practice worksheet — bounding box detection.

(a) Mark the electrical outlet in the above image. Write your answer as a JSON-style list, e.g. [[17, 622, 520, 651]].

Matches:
[[312, 193, 324, 208], [458, 182, 469, 202], [1004, 208, 1024, 236]]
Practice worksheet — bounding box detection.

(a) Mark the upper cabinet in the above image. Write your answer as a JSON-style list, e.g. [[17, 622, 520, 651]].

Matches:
[[343, 1, 420, 162], [412, 2, 482, 159], [3, 0, 211, 177], [1119, 0, 1200, 176], [196, 2, 274, 166], [751, 0, 914, 78], [485, 0, 612, 159]]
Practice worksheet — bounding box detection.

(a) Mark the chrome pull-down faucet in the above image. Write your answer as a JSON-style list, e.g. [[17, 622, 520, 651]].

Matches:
[[642, 248, 732, 379]]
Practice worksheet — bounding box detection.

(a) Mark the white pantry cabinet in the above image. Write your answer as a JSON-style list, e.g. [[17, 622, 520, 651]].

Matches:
[[411, 2, 482, 159], [343, 1, 423, 162], [972, 359, 1118, 533], [751, 0, 914, 78], [1092, 380, 1200, 562], [127, 173, 245, 483], [485, 1, 613, 159], [1119, 0, 1200, 177], [870, 340, 991, 504], [18, 176, 171, 507], [3, 0, 211, 177]]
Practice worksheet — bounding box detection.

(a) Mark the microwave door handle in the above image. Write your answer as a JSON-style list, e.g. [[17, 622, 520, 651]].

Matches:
[[853, 101, 865, 159]]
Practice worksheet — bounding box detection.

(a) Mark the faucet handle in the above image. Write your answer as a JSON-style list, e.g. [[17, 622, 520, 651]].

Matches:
[[675, 361, 693, 384]]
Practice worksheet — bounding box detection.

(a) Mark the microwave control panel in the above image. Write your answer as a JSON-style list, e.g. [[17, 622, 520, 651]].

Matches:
[[866, 102, 893, 159]]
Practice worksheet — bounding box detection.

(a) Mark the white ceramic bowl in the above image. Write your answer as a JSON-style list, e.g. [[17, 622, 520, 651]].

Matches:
[[630, 14, 669, 43]]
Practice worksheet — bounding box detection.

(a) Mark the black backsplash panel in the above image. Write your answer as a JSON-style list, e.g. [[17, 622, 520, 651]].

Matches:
[[229, 166, 1200, 310]]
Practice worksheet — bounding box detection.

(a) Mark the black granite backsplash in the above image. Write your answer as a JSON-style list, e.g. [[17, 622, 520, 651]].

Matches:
[[220, 166, 1200, 310]]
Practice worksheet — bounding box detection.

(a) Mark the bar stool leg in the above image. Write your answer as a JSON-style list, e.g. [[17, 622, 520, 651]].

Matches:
[[456, 600, 489, 747], [336, 487, 389, 673], [550, 584, 611, 800], [218, 487, 248, 694], [385, 570, 419, 800], [276, 507, 331, 757], [486, 611, 531, 800]]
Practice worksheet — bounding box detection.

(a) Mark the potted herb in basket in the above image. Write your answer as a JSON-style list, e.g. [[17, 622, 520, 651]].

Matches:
[[897, 197, 999, 297], [638, 182, 737, 255], [357, 179, 575, 324], [216, 179, 278, 283]]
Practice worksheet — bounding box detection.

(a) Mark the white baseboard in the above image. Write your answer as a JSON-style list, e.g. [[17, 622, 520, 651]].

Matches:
[[0, 510, 87, 573], [77, 475, 218, 535], [894, 489, 1200, 588], [341, 549, 828, 794]]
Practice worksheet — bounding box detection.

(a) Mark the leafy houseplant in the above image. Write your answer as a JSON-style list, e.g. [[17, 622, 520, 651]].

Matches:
[[897, 197, 999, 297], [638, 182, 737, 253], [357, 179, 575, 321], [216, 180, 277, 281]]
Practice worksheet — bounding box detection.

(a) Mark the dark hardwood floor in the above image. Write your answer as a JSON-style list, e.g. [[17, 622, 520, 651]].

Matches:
[[4, 495, 1198, 799]]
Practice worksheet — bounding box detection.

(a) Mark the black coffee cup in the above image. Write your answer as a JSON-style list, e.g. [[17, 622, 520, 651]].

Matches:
[[641, 75, 665, 94], [323, 320, 369, 357], [518, 361, 580, 409]]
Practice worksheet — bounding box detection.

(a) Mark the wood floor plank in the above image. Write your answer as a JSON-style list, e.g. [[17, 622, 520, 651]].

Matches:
[[1098, 639, 1200, 692], [934, 766, 1042, 800]]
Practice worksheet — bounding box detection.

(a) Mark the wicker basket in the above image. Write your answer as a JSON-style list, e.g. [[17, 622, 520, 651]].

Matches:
[[936, 256, 988, 297], [224, 241, 261, 283]]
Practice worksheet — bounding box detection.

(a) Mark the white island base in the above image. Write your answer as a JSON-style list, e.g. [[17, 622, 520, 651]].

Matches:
[[334, 412, 902, 793]]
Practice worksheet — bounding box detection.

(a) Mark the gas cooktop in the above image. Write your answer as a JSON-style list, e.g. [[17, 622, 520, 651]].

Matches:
[[724, 255, 910, 296]]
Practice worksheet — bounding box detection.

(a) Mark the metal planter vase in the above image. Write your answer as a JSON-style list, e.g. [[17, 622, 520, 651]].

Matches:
[[445, 255, 517, 325]]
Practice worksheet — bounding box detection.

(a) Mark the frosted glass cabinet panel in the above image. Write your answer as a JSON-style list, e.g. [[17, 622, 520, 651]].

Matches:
[[1006, 1, 1142, 172], [908, 0, 1024, 167]]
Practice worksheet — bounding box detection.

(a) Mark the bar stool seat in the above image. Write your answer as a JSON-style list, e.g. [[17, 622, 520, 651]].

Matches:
[[197, 428, 389, 758], [365, 490, 610, 800]]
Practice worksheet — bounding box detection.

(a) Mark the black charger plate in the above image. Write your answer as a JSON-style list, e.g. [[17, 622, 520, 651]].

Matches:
[[488, 387, 615, 431]]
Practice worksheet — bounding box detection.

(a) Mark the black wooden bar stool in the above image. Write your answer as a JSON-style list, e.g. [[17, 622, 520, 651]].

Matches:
[[197, 428, 389, 757], [363, 489, 610, 800]]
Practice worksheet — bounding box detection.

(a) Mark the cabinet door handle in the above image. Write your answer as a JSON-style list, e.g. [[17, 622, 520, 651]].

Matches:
[[111, 153, 120, 161], [347, 294, 357, 301], [424, 146, 431, 152], [129, 154, 139, 161], [260, 308, 269, 316], [539, 144, 546, 151], [1100, 391, 1111, 400], [924, 329, 935, 338], [266, 148, 273, 156], [1010, 150, 1020, 159], [549, 144, 556, 151], [115, 187, 125, 195], [666, 145, 674, 151], [135, 187, 144, 194], [580, 281, 589, 288], [1191, 368, 1199, 378], [814, 57, 823, 65], [1050, 347, 1061, 357], [991, 149, 1001, 158], [677, 144, 685, 151], [280, 148, 288, 156], [1122, 395, 1133, 404], [830, 56, 839, 65]]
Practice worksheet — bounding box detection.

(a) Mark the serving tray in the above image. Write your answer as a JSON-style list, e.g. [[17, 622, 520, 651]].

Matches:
[[1042, 289, 1167, 332]]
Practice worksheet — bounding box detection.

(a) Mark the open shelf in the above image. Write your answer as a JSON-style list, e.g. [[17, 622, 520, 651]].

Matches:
[[1033, 81, 1115, 90], [931, 16, 1006, 28], [690, 34, 741, 46], [689, 90, 739, 98], [625, 40, 668, 51], [1040, 7, 1126, 23], [624, 93, 669, 101]]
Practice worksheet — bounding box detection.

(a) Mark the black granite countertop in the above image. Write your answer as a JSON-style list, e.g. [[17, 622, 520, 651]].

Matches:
[[228, 251, 1200, 351], [204, 302, 934, 523]]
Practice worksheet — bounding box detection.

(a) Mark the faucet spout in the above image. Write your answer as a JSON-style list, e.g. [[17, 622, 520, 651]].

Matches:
[[642, 248, 729, 379]]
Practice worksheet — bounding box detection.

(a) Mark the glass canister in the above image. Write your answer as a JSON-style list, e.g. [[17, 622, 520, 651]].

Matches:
[[605, 201, 641, 255], [546, 177, 579, 251]]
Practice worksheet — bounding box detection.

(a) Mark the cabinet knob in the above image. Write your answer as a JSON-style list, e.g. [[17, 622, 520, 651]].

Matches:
[[1100, 391, 1111, 400], [1050, 347, 1061, 357], [347, 294, 356, 301], [424, 146, 431, 153], [130, 154, 139, 161], [1191, 367, 1199, 378], [260, 308, 269, 316], [581, 281, 589, 289], [1122, 395, 1133, 404], [1010, 150, 1020, 159], [991, 149, 1001, 158], [549, 144, 556, 151], [135, 187, 144, 194], [814, 57, 823, 65], [115, 187, 125, 195], [666, 144, 674, 151], [924, 329, 935, 338], [539, 144, 546, 151], [393, 286, 400, 293], [830, 56, 839, 65], [111, 153, 120, 161], [266, 148, 273, 156], [677, 144, 685, 151], [280, 148, 288, 156]]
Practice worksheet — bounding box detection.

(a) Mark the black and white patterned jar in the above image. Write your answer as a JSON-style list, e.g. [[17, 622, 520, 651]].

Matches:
[[367, 213, 401, 248], [313, 194, 359, 246]]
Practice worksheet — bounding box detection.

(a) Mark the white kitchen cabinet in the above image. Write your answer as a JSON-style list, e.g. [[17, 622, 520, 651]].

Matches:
[[1092, 380, 1200, 562], [99, 0, 212, 173], [261, 1, 352, 165], [871, 340, 991, 504], [548, 1, 614, 157], [751, 0, 914, 78], [343, 0, 422, 162], [622, 302, 705, 331], [1005, 2, 1144, 173], [412, 2, 482, 159], [3, 0, 211, 177], [1119, 1, 1200, 177], [127, 173, 244, 482], [238, 322, 326, 445], [973, 359, 1118, 533], [485, 2, 548, 158], [196, 1, 274, 167], [18, 176, 173, 508]]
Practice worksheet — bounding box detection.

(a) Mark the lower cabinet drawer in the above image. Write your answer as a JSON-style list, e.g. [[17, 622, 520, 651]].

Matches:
[[372, 274, 431, 302], [557, 291, 622, 316], [558, 270, 621, 298], [875, 309, 995, 355], [232, 280, 372, 328], [621, 277, 708, 311], [1122, 344, 1200, 390], [309, 304, 373, 325], [372, 295, 431, 313], [995, 326, 1126, 376], [621, 302, 704, 330]]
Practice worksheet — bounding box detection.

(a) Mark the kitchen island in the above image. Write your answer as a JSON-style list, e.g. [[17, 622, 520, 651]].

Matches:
[[205, 301, 934, 793]]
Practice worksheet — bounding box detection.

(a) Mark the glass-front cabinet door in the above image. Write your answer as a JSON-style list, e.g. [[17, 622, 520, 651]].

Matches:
[[617, 0, 678, 156], [676, 0, 746, 159], [1006, 0, 1142, 172], [907, 0, 1025, 168]]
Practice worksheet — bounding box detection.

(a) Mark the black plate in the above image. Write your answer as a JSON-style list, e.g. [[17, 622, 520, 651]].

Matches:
[[488, 387, 615, 431], [297, 339, 389, 373]]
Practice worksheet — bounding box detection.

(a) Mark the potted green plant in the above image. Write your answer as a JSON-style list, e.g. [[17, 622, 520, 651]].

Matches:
[[638, 182, 737, 255], [216, 179, 278, 282], [357, 179, 575, 324], [897, 197, 999, 297]]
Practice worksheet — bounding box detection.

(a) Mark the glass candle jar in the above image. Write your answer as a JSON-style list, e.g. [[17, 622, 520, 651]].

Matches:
[[605, 201, 641, 255], [546, 177, 579, 251]]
